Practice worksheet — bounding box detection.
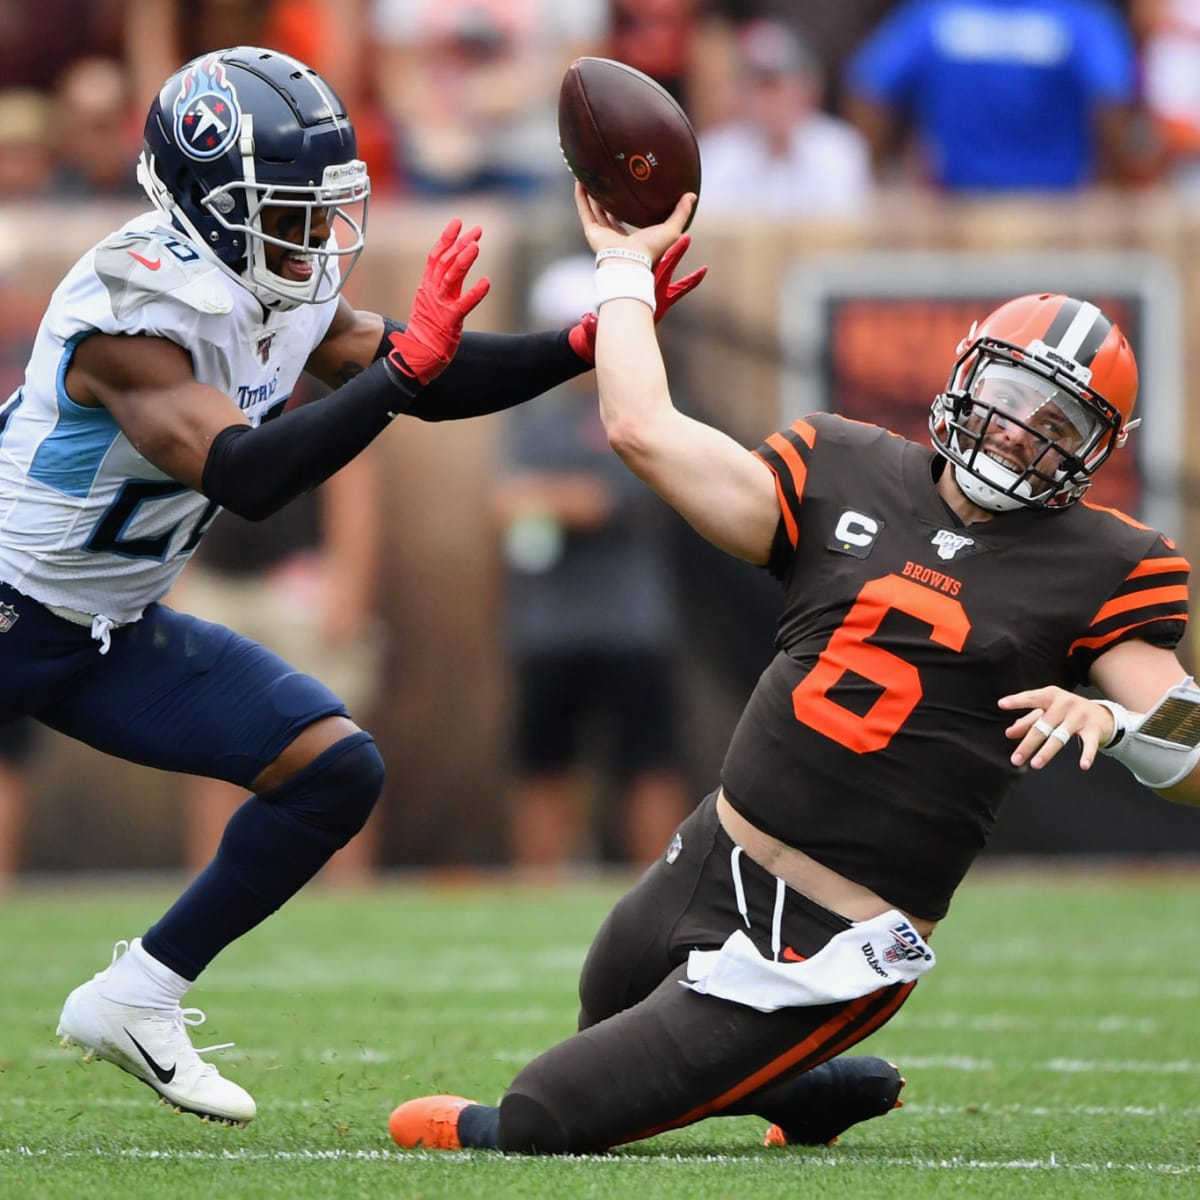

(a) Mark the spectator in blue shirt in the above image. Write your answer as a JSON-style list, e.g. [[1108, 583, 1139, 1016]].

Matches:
[[845, 0, 1140, 190]]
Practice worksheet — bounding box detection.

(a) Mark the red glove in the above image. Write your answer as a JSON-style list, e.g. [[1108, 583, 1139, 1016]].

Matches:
[[386, 219, 491, 386], [568, 234, 708, 364]]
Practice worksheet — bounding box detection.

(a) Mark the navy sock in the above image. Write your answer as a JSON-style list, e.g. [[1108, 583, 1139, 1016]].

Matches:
[[458, 1104, 501, 1150], [143, 732, 384, 979]]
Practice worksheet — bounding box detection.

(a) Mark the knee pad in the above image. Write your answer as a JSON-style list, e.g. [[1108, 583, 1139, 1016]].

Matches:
[[263, 731, 385, 844]]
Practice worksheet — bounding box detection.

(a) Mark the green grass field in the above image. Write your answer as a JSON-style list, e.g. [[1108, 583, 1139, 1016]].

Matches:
[[2, 866, 1198, 1199]]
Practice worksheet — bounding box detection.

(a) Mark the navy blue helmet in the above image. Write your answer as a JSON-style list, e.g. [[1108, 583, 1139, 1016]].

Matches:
[[138, 46, 370, 309]]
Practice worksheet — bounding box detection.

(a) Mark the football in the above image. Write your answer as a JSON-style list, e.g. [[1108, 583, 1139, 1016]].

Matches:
[[558, 56, 700, 229]]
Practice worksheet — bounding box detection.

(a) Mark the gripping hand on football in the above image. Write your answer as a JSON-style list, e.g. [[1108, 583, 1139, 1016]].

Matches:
[[385, 219, 491, 387], [568, 188, 706, 363], [575, 182, 697, 268]]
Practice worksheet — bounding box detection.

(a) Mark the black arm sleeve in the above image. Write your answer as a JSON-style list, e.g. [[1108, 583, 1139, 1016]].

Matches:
[[377, 320, 592, 422], [200, 358, 415, 521], [203, 323, 593, 522]]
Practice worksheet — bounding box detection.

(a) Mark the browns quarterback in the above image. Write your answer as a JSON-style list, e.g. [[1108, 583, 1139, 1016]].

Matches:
[[389, 186, 1199, 1155]]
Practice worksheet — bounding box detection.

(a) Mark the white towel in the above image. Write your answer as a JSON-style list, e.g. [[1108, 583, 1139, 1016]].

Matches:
[[682, 909, 935, 1014]]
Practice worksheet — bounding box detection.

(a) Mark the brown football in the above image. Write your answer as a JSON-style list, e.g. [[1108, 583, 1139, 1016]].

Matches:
[[558, 57, 700, 229]]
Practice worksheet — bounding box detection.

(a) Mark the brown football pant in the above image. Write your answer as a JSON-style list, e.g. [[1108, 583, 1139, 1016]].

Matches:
[[497, 791, 916, 1152]]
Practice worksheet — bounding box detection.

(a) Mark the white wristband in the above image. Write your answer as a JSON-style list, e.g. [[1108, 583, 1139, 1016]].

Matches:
[[596, 246, 653, 269], [595, 261, 655, 311], [1091, 698, 1128, 750]]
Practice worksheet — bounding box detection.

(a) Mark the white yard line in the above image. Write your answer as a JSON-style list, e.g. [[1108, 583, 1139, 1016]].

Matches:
[[29, 1045, 1200, 1072], [1, 1146, 1197, 1173], [10, 1093, 1200, 1119]]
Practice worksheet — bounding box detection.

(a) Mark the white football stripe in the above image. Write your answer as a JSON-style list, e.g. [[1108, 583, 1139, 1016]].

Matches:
[[1054, 300, 1103, 358]]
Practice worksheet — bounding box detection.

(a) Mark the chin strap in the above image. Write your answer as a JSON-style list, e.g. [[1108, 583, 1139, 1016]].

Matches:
[[1093, 677, 1200, 788]]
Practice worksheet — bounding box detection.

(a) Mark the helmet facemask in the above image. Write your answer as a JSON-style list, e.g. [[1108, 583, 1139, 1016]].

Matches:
[[931, 339, 1128, 512], [212, 120, 369, 310], [139, 128, 369, 311]]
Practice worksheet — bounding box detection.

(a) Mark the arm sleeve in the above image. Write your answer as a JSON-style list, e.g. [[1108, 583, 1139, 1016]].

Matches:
[[200, 358, 413, 521], [202, 326, 594, 521], [385, 326, 593, 423]]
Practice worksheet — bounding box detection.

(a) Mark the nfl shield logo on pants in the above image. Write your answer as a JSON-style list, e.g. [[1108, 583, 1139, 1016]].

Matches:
[[0, 601, 19, 632]]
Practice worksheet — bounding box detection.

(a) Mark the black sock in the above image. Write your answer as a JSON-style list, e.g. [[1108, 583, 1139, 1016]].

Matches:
[[458, 1104, 501, 1150]]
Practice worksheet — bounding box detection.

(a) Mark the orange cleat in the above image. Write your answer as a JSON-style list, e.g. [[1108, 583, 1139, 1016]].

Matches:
[[389, 1094, 477, 1150], [763, 1122, 789, 1148]]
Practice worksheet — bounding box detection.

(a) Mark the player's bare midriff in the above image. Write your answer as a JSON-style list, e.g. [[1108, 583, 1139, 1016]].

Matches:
[[716, 789, 938, 939]]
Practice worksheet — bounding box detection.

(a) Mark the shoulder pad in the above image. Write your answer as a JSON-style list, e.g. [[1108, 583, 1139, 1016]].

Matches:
[[94, 232, 234, 319], [809, 411, 894, 447]]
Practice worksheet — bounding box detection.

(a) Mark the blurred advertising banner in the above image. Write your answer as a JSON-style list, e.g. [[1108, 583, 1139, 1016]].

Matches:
[[780, 251, 1184, 537]]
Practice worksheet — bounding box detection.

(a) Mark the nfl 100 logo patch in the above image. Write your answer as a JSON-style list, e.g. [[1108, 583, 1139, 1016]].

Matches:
[[0, 601, 19, 632], [930, 529, 976, 561], [883, 921, 932, 964]]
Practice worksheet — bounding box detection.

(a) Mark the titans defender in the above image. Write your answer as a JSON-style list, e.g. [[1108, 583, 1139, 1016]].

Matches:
[[8, 47, 704, 1125], [389, 188, 1199, 1154]]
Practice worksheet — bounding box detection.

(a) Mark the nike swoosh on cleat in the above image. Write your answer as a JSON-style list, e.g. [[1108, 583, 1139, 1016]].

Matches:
[[125, 1029, 177, 1083], [127, 250, 163, 270]]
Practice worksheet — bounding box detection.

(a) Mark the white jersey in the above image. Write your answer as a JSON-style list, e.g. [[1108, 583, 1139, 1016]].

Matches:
[[0, 211, 338, 625]]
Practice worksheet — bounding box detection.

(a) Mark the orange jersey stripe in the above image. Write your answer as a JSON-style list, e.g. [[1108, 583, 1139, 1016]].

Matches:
[[1127, 556, 1189, 579], [772, 473, 799, 547], [1081, 500, 1152, 531], [754, 421, 816, 550], [816, 982, 916, 1064], [762, 431, 809, 497], [1089, 584, 1189, 625], [1070, 612, 1190, 656], [790, 418, 817, 449]]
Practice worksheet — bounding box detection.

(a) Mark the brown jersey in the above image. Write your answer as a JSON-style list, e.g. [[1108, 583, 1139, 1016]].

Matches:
[[721, 413, 1189, 920]]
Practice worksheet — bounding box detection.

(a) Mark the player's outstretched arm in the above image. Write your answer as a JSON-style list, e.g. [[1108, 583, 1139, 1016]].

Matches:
[[76, 219, 494, 522], [309, 219, 597, 422], [73, 328, 411, 522], [574, 184, 779, 565], [999, 638, 1200, 800]]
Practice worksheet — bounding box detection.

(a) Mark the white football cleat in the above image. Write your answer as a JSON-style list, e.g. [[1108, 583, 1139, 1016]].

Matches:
[[57, 946, 256, 1125]]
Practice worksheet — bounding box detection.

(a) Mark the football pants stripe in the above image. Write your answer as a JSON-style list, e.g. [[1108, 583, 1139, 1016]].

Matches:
[[622, 979, 916, 1143]]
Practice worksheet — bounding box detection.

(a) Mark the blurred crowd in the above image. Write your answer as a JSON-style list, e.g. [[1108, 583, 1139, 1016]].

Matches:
[[3, 0, 1200, 206]]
